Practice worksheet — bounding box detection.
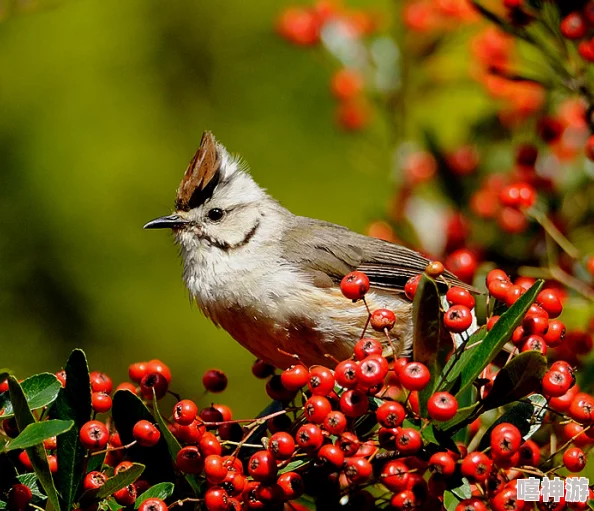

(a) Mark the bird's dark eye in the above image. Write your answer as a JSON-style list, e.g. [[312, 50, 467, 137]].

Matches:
[[207, 208, 225, 222]]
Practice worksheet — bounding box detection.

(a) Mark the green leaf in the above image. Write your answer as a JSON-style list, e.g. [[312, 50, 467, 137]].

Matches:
[[450, 478, 472, 500], [135, 482, 175, 507], [51, 349, 92, 511], [81, 463, 144, 500], [0, 500, 5, 510], [458, 281, 544, 396], [525, 394, 547, 440], [412, 275, 443, 417], [8, 376, 61, 511], [443, 490, 461, 511], [438, 328, 486, 392], [0, 373, 62, 419], [437, 403, 480, 432], [5, 420, 73, 451], [150, 391, 201, 494], [112, 390, 176, 485], [482, 352, 547, 410]]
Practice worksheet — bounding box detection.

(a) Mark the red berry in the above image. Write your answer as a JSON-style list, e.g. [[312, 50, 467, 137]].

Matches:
[[204, 455, 228, 484], [173, 399, 198, 426], [268, 432, 295, 460], [542, 370, 572, 397], [569, 393, 594, 423], [276, 7, 320, 46], [425, 260, 445, 278], [176, 445, 204, 474], [340, 389, 369, 418], [8, 484, 33, 510], [538, 116, 564, 144], [140, 372, 169, 400], [376, 401, 405, 428], [334, 359, 359, 389], [356, 356, 388, 388], [405, 274, 421, 300], [133, 420, 160, 447], [280, 364, 308, 391], [536, 289, 563, 318], [522, 315, 549, 336], [138, 498, 168, 511], [295, 424, 324, 451], [579, 40, 594, 62], [521, 334, 547, 354], [79, 420, 109, 451], [307, 366, 335, 396], [266, 375, 298, 402], [354, 337, 383, 360], [490, 423, 521, 458], [303, 395, 331, 424], [323, 410, 347, 435], [340, 271, 370, 301], [344, 456, 372, 484], [391, 490, 417, 511], [251, 359, 275, 379], [202, 369, 228, 393], [563, 447, 586, 472], [204, 486, 228, 511], [91, 392, 112, 414], [427, 392, 458, 422], [128, 362, 147, 383], [429, 451, 456, 476], [446, 287, 476, 309], [395, 428, 422, 455], [445, 249, 477, 284], [560, 12, 587, 39], [381, 460, 409, 492], [398, 362, 431, 391], [370, 309, 396, 332], [145, 359, 171, 383], [518, 439, 540, 466], [544, 320, 566, 347], [43, 436, 57, 451], [90, 371, 112, 394], [113, 485, 137, 507], [18, 451, 32, 470], [499, 182, 536, 209], [336, 100, 371, 131], [277, 472, 304, 500], [248, 450, 277, 482], [331, 68, 364, 100], [55, 370, 66, 387], [444, 305, 473, 333], [461, 451, 492, 482], [317, 443, 345, 468], [199, 405, 224, 425]]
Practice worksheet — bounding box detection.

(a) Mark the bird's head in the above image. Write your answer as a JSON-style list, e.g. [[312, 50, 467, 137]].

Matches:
[[144, 132, 272, 252]]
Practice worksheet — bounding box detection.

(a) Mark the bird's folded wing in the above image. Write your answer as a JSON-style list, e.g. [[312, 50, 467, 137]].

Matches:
[[282, 217, 475, 293]]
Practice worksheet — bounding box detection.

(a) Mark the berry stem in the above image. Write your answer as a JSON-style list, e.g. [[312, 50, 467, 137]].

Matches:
[[168, 498, 203, 509], [544, 423, 592, 464], [527, 208, 580, 260], [90, 440, 137, 456]]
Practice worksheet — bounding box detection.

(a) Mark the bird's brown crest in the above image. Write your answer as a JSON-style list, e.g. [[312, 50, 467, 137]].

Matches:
[[175, 131, 222, 211]]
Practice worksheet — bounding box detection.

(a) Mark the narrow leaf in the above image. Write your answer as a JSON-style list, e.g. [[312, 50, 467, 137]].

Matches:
[[412, 275, 443, 417], [482, 352, 547, 410], [458, 281, 544, 395], [437, 403, 480, 432], [438, 327, 486, 392], [151, 391, 201, 494], [51, 349, 92, 511], [0, 373, 62, 419], [6, 420, 73, 451], [8, 377, 61, 511], [135, 482, 175, 507], [443, 490, 461, 511], [477, 400, 537, 451], [81, 463, 144, 500]]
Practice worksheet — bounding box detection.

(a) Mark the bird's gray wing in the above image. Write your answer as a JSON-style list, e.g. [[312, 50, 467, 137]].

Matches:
[[281, 217, 473, 293]]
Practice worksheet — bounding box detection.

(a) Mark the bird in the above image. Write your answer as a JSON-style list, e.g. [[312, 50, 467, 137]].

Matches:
[[144, 131, 469, 369]]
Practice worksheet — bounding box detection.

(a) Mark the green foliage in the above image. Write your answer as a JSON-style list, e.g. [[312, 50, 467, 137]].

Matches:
[[0, 374, 62, 419], [4, 420, 73, 452]]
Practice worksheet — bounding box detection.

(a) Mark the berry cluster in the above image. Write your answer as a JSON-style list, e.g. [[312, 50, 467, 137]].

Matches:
[[2, 257, 593, 510]]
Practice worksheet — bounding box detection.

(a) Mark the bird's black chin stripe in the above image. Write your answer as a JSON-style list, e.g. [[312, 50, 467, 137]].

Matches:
[[205, 220, 261, 252]]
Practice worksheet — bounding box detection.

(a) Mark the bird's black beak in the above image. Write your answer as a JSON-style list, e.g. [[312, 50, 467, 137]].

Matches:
[[143, 214, 190, 230]]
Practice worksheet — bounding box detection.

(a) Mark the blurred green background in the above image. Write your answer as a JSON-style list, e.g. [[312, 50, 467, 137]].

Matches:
[[0, 0, 414, 417]]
